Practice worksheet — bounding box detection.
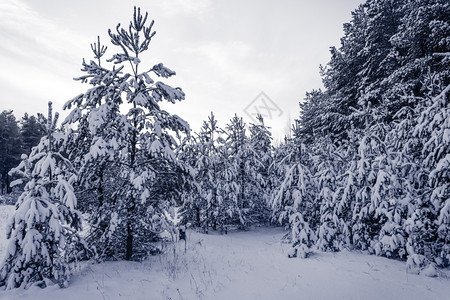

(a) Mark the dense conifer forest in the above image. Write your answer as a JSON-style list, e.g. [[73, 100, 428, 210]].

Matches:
[[0, 0, 448, 290]]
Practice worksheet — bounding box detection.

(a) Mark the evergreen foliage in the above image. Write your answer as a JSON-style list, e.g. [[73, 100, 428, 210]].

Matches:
[[0, 102, 86, 289], [287, 0, 449, 276], [63, 7, 189, 261], [0, 111, 23, 194], [0, 111, 46, 195], [2, 0, 449, 290]]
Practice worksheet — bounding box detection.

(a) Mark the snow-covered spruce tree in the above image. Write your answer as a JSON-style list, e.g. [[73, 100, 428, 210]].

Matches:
[[0, 102, 85, 289], [423, 83, 450, 267], [63, 7, 189, 260]]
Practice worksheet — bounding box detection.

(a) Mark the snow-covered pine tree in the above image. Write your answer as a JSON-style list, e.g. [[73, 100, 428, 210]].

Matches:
[[269, 140, 291, 224], [370, 134, 409, 259], [324, 133, 367, 253], [297, 89, 331, 144], [289, 0, 449, 267], [0, 102, 85, 289], [368, 89, 427, 260], [63, 7, 189, 260], [357, 0, 404, 108], [346, 105, 411, 259], [223, 114, 249, 228], [20, 113, 47, 157], [314, 138, 350, 252], [350, 132, 383, 253], [184, 114, 272, 231], [174, 134, 198, 228], [271, 129, 318, 258], [247, 114, 273, 225], [406, 75, 450, 268], [189, 113, 225, 231], [383, 0, 449, 119], [318, 4, 368, 140]]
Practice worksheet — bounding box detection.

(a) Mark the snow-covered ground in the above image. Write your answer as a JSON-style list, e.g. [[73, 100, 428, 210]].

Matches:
[[1, 204, 449, 300]]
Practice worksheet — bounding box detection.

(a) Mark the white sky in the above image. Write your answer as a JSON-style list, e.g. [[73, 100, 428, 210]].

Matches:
[[0, 0, 363, 142]]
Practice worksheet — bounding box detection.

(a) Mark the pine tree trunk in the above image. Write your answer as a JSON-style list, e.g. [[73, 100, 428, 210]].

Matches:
[[126, 221, 133, 260], [126, 127, 137, 261], [196, 206, 200, 227], [240, 162, 245, 209], [5, 174, 11, 194]]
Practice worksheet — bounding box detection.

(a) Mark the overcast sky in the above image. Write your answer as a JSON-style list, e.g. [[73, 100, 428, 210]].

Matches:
[[0, 0, 363, 141]]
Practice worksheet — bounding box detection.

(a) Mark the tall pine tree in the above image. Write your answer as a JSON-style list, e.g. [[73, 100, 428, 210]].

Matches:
[[63, 7, 189, 260]]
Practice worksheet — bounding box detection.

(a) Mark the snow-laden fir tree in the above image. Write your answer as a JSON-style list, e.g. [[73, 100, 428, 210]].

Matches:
[[63, 7, 189, 260], [0, 102, 86, 289]]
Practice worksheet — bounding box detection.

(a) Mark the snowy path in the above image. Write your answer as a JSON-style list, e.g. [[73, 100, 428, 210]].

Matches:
[[1, 205, 449, 299]]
